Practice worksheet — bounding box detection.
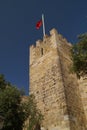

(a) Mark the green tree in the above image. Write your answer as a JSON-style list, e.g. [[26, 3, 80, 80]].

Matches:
[[0, 75, 7, 90], [71, 33, 87, 78], [24, 95, 44, 130], [0, 75, 43, 130], [0, 75, 26, 130]]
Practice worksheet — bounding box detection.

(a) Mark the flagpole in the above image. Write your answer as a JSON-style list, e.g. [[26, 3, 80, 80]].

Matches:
[[42, 14, 45, 37]]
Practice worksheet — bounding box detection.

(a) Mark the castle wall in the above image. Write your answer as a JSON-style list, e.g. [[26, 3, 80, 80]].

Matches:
[[30, 33, 70, 130], [57, 41, 87, 130], [78, 76, 87, 127], [29, 29, 87, 130]]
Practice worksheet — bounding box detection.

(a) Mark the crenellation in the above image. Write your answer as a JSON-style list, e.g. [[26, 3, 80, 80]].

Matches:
[[50, 28, 58, 35], [36, 39, 42, 46]]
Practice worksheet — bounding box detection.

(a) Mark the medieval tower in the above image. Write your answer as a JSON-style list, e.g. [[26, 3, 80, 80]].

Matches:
[[29, 28, 87, 130]]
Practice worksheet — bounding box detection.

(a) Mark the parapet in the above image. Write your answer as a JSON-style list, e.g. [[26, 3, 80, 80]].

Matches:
[[50, 28, 58, 36], [36, 40, 42, 47], [29, 28, 72, 65]]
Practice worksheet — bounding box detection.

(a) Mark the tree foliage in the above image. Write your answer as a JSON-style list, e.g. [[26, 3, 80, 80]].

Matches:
[[0, 75, 8, 90], [0, 75, 26, 130], [24, 95, 44, 130], [0, 74, 43, 130], [71, 33, 87, 78]]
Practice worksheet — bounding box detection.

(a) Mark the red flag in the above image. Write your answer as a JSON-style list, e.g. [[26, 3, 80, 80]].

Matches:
[[36, 20, 42, 29]]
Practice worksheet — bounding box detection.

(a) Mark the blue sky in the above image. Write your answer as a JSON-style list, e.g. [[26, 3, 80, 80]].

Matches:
[[0, 0, 87, 95]]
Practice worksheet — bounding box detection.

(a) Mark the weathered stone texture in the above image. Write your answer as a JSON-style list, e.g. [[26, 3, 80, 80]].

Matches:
[[78, 76, 87, 126], [29, 28, 87, 130]]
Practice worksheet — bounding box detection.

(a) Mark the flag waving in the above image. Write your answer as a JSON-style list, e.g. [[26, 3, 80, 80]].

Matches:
[[36, 14, 45, 37], [36, 20, 42, 29]]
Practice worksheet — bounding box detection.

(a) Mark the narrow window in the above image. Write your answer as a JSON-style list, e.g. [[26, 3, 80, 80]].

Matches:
[[41, 48, 43, 56]]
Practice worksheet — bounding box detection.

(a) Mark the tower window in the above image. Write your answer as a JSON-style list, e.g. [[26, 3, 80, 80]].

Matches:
[[41, 48, 43, 56]]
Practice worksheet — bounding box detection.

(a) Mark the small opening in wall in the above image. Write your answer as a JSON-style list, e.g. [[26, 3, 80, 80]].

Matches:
[[36, 91, 39, 94], [41, 48, 43, 56], [53, 82, 56, 85]]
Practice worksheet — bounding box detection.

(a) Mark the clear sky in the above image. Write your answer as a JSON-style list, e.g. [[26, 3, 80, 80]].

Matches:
[[0, 0, 87, 95]]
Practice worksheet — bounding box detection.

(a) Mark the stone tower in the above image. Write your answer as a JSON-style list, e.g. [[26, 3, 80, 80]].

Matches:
[[29, 29, 87, 130]]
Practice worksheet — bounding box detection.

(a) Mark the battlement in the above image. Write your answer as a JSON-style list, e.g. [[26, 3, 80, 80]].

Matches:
[[30, 28, 72, 65]]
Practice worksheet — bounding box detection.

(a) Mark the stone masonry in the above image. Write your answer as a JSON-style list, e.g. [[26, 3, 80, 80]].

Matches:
[[29, 28, 87, 130]]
